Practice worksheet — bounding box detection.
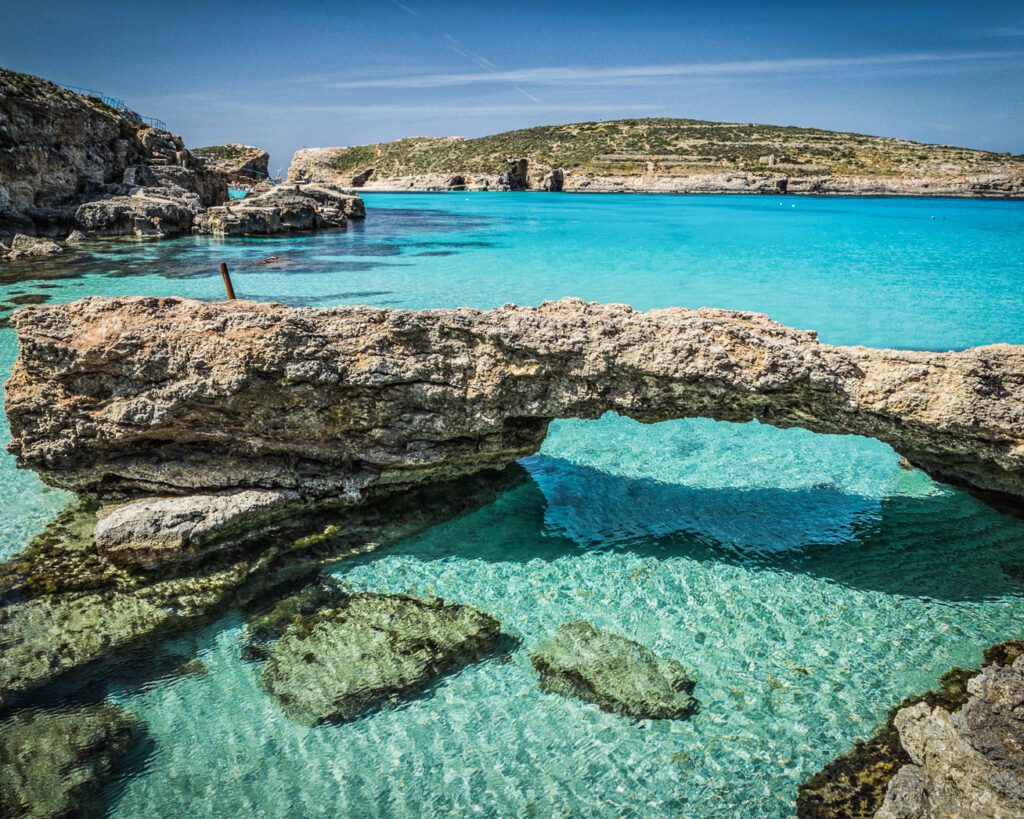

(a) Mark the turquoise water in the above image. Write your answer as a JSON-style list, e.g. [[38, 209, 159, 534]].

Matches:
[[3, 193, 1024, 817]]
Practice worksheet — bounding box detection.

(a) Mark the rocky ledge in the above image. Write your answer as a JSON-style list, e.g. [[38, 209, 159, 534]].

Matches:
[[6, 297, 1023, 530], [798, 641, 1024, 818], [0, 67, 228, 241]]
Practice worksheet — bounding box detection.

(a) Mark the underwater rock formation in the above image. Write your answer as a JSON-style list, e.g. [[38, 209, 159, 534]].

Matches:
[[0, 703, 141, 818], [258, 593, 502, 724], [797, 640, 1024, 818], [6, 297, 1023, 534], [0, 467, 525, 712], [530, 621, 696, 719], [240, 576, 347, 661]]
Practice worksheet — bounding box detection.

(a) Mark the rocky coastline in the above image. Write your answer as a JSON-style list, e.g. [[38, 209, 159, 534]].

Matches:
[[191, 144, 271, 186], [290, 155, 1024, 198], [798, 641, 1024, 818], [0, 67, 364, 251], [1, 295, 1022, 815], [288, 119, 1024, 198]]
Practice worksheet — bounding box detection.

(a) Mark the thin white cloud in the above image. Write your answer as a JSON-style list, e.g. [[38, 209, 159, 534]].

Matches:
[[390, 0, 418, 17], [214, 101, 659, 117], [320, 50, 1023, 90], [967, 26, 1024, 38]]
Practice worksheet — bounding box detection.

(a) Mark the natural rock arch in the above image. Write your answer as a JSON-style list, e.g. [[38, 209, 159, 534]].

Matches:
[[7, 297, 1023, 514]]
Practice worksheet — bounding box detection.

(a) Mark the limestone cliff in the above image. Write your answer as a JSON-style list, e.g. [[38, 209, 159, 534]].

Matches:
[[0, 67, 228, 239], [288, 119, 1024, 196]]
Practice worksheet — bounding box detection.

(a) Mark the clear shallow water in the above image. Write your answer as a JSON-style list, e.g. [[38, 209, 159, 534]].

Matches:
[[2, 193, 1024, 817]]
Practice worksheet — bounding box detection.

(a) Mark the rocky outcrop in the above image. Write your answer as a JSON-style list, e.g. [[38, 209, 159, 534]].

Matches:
[[289, 148, 537, 192], [193, 183, 364, 236], [74, 187, 201, 238], [7, 298, 1023, 520], [878, 653, 1024, 818], [258, 592, 502, 724], [798, 641, 1024, 818], [0, 233, 63, 261], [93, 489, 301, 568], [0, 703, 141, 818], [191, 144, 271, 185], [530, 621, 696, 719], [0, 66, 227, 240]]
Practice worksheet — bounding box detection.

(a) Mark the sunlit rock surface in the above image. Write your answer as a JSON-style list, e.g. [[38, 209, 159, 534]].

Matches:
[[7, 296, 1023, 512]]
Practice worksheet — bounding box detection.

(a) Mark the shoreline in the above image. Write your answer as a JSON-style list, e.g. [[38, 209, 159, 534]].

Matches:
[[351, 187, 1024, 200]]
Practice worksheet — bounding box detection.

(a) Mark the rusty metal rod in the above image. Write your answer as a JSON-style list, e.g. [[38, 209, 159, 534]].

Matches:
[[219, 262, 236, 300]]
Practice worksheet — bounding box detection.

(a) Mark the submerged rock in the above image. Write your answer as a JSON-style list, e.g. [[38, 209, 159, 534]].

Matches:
[[259, 593, 502, 724], [241, 576, 347, 661], [0, 703, 140, 819], [530, 621, 696, 719], [0, 467, 526, 711]]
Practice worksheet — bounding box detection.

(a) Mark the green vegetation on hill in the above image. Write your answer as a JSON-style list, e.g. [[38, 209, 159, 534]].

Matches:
[[324, 118, 1023, 178], [193, 144, 261, 164]]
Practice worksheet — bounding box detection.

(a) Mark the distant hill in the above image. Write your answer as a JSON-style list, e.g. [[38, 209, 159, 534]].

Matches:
[[191, 144, 270, 185], [289, 118, 1024, 197]]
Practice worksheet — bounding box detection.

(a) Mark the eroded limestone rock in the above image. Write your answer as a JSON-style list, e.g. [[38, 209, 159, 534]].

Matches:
[[6, 297, 1023, 508], [192, 183, 363, 236], [1, 233, 63, 261], [530, 621, 696, 719], [259, 593, 502, 724], [0, 67, 227, 241], [93, 489, 301, 568], [74, 189, 201, 238], [797, 640, 1024, 819], [0, 703, 141, 819], [0, 467, 525, 711], [877, 654, 1024, 818]]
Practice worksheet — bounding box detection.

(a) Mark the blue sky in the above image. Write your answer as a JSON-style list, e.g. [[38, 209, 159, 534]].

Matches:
[[1, 0, 1022, 169]]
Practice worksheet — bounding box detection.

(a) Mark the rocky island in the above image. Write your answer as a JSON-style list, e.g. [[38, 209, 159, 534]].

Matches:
[[288, 118, 1024, 196]]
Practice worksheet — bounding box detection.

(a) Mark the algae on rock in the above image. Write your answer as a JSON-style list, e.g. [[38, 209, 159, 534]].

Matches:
[[0, 467, 527, 712], [0, 703, 141, 819], [530, 621, 696, 720], [259, 593, 503, 725]]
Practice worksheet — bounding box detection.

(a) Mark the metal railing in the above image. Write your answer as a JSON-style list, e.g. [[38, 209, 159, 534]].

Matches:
[[59, 83, 167, 131]]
